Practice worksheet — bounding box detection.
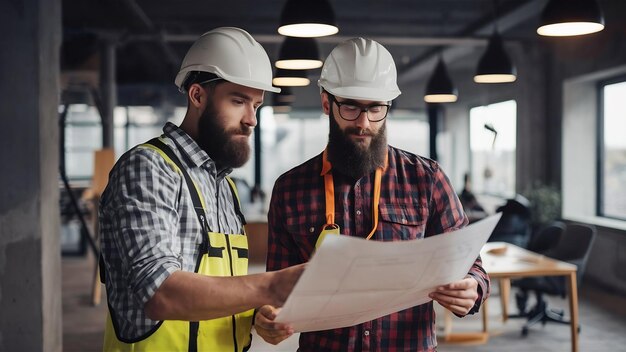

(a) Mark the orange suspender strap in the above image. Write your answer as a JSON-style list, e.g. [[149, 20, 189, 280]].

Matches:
[[321, 150, 336, 229], [324, 173, 336, 227], [366, 168, 382, 240]]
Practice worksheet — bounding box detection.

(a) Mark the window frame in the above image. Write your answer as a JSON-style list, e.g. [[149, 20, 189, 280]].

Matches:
[[597, 75, 626, 221]]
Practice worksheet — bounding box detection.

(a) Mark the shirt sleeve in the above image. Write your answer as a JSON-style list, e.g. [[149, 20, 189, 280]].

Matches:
[[426, 163, 490, 316], [101, 148, 183, 307], [266, 176, 302, 272]]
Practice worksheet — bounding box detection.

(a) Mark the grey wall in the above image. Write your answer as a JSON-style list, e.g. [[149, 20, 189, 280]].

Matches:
[[0, 0, 63, 351]]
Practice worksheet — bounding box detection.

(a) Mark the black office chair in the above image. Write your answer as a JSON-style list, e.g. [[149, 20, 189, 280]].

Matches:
[[512, 223, 597, 336], [488, 194, 532, 248], [527, 221, 567, 253], [512, 221, 566, 318]]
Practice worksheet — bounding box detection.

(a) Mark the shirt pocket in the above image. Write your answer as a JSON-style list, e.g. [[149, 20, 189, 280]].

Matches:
[[284, 215, 327, 261], [378, 204, 426, 240]]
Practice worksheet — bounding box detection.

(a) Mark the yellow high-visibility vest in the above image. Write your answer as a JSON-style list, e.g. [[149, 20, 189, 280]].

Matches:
[[103, 137, 253, 352]]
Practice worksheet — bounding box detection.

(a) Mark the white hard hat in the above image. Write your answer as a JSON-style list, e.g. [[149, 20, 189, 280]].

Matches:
[[175, 27, 280, 93], [318, 37, 401, 101]]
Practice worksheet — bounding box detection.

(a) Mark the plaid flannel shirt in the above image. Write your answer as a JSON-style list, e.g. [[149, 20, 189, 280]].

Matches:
[[267, 146, 490, 352]]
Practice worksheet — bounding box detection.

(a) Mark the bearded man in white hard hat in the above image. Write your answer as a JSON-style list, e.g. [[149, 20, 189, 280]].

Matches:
[[99, 27, 304, 352], [257, 38, 491, 351]]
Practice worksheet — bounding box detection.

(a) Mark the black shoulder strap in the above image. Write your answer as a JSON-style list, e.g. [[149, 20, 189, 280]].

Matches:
[[145, 137, 246, 228], [146, 137, 211, 233]]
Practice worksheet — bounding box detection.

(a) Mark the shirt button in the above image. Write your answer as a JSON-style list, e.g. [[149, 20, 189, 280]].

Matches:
[[364, 330, 370, 336], [309, 227, 315, 233], [356, 210, 362, 215]]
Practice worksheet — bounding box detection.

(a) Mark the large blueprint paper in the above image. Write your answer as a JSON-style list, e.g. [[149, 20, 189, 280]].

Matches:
[[275, 213, 502, 332]]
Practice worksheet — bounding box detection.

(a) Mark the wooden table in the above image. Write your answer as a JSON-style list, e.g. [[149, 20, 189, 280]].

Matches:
[[444, 242, 579, 352]]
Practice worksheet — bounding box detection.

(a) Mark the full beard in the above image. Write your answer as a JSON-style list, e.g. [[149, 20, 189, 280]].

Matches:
[[326, 111, 387, 179], [197, 103, 252, 169]]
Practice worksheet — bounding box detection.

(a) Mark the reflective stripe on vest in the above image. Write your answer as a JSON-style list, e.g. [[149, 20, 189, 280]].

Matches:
[[103, 137, 252, 352]]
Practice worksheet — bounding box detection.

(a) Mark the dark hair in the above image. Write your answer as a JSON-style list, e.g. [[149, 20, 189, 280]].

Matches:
[[181, 71, 223, 92]]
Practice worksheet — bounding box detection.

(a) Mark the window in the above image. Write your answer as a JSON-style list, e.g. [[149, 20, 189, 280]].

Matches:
[[113, 106, 185, 159], [469, 100, 517, 197], [599, 79, 626, 220], [63, 104, 102, 180], [63, 104, 185, 181]]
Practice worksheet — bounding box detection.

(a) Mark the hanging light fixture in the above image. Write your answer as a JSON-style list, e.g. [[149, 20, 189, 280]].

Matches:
[[474, 31, 517, 83], [275, 37, 323, 70], [272, 68, 310, 87], [278, 0, 339, 38], [537, 0, 605, 37], [272, 87, 295, 113], [424, 57, 458, 103]]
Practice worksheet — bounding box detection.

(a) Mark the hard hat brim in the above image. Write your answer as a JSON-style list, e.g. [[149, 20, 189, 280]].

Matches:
[[324, 85, 401, 102], [176, 68, 281, 93]]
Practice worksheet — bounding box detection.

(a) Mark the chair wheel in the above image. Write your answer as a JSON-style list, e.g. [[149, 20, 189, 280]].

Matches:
[[522, 326, 529, 337], [578, 325, 581, 333]]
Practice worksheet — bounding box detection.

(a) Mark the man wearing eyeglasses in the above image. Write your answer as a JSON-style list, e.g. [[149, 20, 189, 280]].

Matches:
[[255, 38, 490, 351]]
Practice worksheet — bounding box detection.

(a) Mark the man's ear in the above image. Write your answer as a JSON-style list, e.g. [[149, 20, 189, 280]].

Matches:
[[321, 92, 331, 115], [187, 84, 205, 108]]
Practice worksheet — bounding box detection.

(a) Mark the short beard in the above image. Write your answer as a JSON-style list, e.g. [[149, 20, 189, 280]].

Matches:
[[197, 101, 252, 169], [326, 111, 387, 179]]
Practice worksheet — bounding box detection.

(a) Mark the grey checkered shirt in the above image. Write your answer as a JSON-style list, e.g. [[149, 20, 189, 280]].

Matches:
[[99, 122, 245, 340]]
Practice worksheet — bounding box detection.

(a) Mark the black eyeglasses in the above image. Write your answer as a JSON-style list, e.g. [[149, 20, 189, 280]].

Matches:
[[329, 95, 391, 122]]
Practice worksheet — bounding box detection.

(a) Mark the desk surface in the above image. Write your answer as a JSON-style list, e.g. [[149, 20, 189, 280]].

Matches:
[[481, 242, 577, 278]]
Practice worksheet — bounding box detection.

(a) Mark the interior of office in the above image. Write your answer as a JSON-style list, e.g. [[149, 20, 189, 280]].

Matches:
[[1, 0, 626, 351]]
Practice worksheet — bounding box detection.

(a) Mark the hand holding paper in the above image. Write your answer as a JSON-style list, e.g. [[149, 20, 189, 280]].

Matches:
[[274, 213, 502, 332]]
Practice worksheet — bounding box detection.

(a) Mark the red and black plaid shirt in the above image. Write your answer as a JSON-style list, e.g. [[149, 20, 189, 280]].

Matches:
[[267, 146, 490, 352]]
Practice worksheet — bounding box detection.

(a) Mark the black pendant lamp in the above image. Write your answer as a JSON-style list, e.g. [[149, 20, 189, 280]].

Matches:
[[278, 0, 339, 38], [537, 0, 605, 36], [474, 31, 517, 83], [424, 57, 458, 103], [275, 37, 323, 70], [272, 87, 295, 113], [272, 68, 310, 87]]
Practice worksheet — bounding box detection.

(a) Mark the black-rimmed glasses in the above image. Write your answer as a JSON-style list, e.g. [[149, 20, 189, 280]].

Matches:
[[329, 95, 391, 122]]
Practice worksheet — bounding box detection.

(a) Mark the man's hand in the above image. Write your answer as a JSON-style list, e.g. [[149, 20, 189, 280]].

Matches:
[[254, 305, 295, 345], [428, 276, 479, 316]]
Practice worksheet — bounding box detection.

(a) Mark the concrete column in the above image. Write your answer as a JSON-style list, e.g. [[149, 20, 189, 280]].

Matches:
[[100, 39, 116, 148], [427, 103, 443, 161], [0, 0, 62, 351]]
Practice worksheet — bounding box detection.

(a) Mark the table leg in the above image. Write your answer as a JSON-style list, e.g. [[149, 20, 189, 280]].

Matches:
[[444, 307, 452, 337], [568, 272, 579, 352], [499, 278, 510, 323], [482, 297, 488, 333]]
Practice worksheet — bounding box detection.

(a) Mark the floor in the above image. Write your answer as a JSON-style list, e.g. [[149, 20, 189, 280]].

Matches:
[[63, 255, 626, 352]]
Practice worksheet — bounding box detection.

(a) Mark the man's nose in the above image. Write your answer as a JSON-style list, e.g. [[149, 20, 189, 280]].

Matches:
[[354, 110, 371, 129], [243, 105, 258, 127]]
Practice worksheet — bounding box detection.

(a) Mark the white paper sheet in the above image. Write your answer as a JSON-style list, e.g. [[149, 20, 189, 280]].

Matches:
[[274, 213, 502, 332]]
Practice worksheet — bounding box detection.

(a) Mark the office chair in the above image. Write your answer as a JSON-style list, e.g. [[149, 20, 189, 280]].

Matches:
[[512, 223, 596, 336], [511, 221, 566, 318], [527, 221, 567, 253], [488, 194, 532, 248]]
